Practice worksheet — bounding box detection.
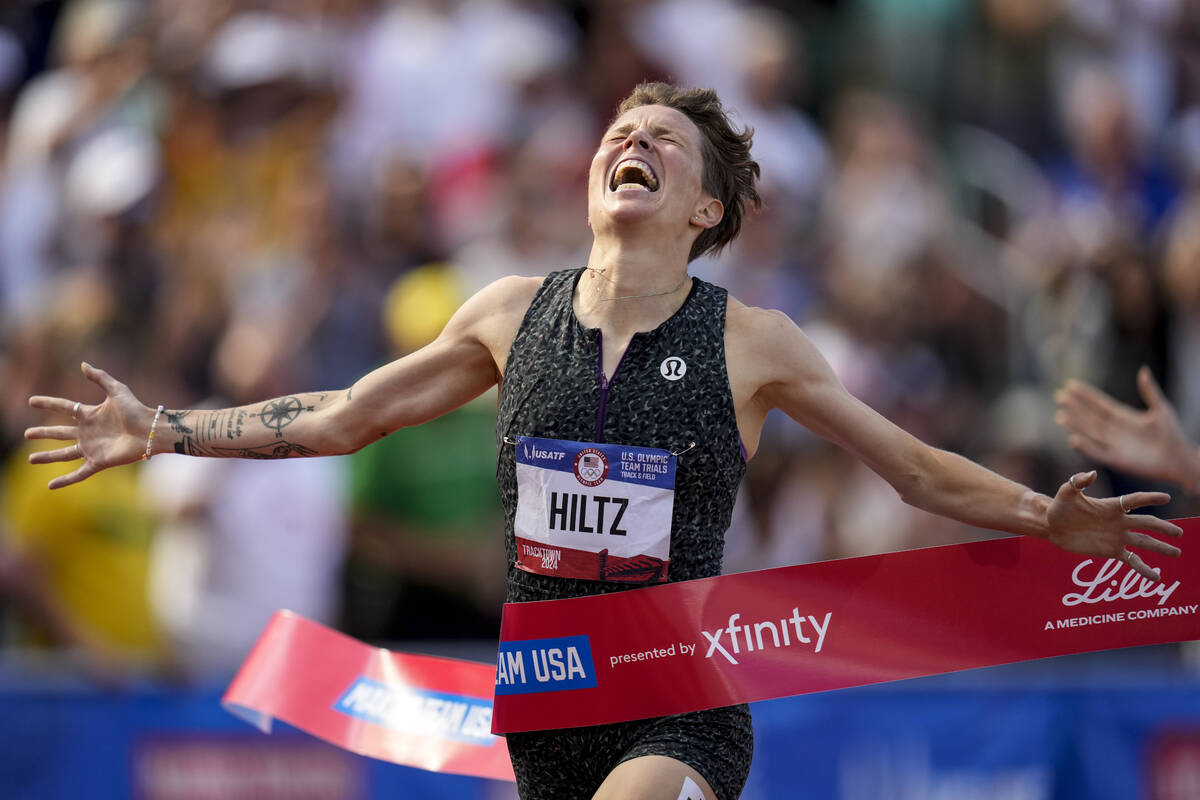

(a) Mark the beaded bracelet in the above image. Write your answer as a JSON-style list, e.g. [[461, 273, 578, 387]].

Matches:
[[143, 404, 164, 460]]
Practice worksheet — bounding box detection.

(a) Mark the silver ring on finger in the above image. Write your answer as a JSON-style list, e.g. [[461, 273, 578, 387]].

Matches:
[[74, 443, 81, 459], [1119, 549, 1132, 564], [72, 401, 81, 419], [1119, 494, 1130, 514]]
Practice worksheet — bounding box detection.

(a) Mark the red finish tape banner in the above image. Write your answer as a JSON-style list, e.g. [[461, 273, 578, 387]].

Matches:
[[493, 519, 1200, 733], [221, 610, 515, 782]]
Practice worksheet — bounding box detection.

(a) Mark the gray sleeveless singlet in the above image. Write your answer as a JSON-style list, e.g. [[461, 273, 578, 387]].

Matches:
[[496, 268, 754, 799]]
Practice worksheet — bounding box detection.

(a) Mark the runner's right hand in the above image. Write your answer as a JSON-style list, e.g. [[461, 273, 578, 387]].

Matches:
[[25, 362, 155, 489]]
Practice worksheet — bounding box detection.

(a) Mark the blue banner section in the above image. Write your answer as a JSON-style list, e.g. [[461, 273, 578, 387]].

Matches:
[[515, 437, 675, 490], [741, 661, 1200, 800], [494, 635, 599, 695], [1, 661, 1198, 799], [333, 678, 495, 746]]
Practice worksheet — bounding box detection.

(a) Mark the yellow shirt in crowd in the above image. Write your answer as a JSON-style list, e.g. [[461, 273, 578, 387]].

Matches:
[[2, 443, 162, 661]]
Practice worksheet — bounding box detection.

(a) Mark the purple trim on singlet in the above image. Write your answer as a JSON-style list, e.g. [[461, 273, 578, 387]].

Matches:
[[595, 330, 631, 443]]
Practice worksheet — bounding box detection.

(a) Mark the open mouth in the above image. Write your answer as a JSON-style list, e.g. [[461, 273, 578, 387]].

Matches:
[[609, 158, 659, 192]]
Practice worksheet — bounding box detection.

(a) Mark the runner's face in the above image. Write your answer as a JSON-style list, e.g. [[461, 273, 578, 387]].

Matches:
[[588, 105, 714, 234]]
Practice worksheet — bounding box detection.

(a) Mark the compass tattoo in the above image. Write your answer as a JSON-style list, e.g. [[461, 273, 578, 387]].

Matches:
[[258, 396, 313, 438]]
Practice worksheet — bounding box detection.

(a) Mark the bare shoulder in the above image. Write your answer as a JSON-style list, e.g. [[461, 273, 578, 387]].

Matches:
[[468, 274, 544, 316], [447, 275, 542, 330], [724, 296, 816, 375], [448, 274, 544, 371], [725, 295, 794, 339], [724, 293, 840, 417]]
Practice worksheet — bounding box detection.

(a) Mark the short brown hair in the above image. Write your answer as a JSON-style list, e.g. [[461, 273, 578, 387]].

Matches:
[[615, 82, 761, 261]]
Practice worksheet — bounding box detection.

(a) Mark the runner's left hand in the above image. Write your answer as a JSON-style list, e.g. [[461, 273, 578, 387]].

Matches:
[[1045, 470, 1183, 582]]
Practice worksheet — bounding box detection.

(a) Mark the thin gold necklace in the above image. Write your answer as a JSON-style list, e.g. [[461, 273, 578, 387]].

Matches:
[[585, 267, 688, 301]]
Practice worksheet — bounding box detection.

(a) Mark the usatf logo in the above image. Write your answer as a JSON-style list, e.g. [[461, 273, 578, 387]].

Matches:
[[573, 448, 609, 487], [523, 442, 567, 461], [659, 356, 686, 381], [334, 679, 496, 745], [495, 635, 598, 695]]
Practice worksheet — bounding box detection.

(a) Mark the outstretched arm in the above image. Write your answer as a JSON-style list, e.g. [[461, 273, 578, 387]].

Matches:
[[1055, 366, 1200, 494], [26, 276, 539, 489], [734, 307, 1183, 581]]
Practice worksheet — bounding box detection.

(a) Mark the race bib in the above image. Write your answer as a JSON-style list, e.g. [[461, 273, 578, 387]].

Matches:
[[513, 436, 676, 583]]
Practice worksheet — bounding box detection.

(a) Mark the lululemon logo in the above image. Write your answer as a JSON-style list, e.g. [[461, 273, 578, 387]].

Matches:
[[660, 357, 686, 381]]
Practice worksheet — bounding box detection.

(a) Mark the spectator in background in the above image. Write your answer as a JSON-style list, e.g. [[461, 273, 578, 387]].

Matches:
[[2, 349, 165, 681], [341, 263, 505, 643], [731, 7, 828, 241], [328, 0, 579, 253], [1158, 195, 1200, 439], [148, 10, 342, 399], [139, 344, 350, 681], [575, 0, 668, 120], [0, 15, 172, 680], [1052, 0, 1179, 156], [629, 0, 749, 108], [1001, 65, 1176, 445], [948, 0, 1059, 161], [1051, 65, 1176, 252], [832, 0, 967, 105], [819, 90, 969, 444], [451, 143, 591, 293], [0, 123, 163, 441], [0, 25, 23, 148], [0, 0, 161, 324], [698, 5, 827, 317]]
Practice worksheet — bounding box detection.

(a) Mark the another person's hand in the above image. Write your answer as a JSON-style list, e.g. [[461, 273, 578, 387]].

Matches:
[[1045, 469, 1182, 581], [25, 363, 155, 489], [1055, 366, 1200, 491]]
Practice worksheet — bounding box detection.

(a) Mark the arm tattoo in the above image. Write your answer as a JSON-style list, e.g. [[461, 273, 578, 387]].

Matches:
[[174, 437, 318, 459], [185, 410, 242, 445], [257, 396, 315, 438], [170, 392, 330, 458], [167, 410, 194, 435]]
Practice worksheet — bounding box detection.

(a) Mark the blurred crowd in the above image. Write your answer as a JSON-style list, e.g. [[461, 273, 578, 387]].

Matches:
[[1, 0, 1199, 683]]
